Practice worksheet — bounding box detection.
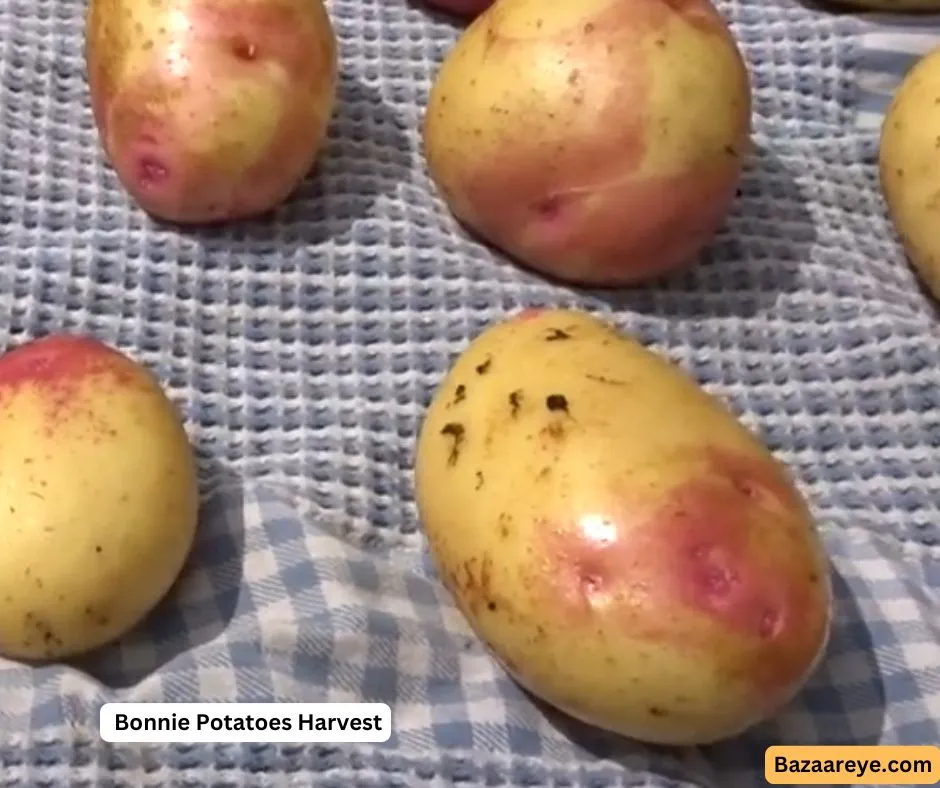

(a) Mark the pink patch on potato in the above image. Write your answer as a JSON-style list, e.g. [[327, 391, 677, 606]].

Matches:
[[0, 335, 139, 426], [514, 308, 547, 322], [534, 447, 829, 695]]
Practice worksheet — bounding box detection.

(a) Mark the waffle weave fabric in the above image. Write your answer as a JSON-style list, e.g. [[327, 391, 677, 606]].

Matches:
[[1, 0, 939, 785]]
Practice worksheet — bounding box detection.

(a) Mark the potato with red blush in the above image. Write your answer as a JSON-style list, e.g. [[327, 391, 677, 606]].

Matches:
[[85, 0, 338, 224], [414, 309, 832, 745], [0, 335, 199, 661], [422, 0, 752, 286]]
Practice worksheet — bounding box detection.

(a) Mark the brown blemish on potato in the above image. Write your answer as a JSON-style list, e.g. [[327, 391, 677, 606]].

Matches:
[[546, 394, 569, 413], [535, 446, 828, 695], [452, 384, 467, 405], [440, 422, 465, 466], [85, 605, 111, 627], [648, 705, 667, 717], [536, 466, 552, 481], [23, 611, 64, 653], [585, 373, 626, 386], [475, 356, 492, 375], [498, 512, 512, 538], [540, 421, 566, 442], [544, 327, 571, 341], [508, 389, 523, 416], [457, 554, 495, 615], [475, 470, 485, 490]]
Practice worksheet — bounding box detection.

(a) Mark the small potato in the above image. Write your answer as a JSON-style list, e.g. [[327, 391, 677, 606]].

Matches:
[[85, 0, 338, 223], [414, 309, 832, 745], [422, 0, 752, 286], [0, 335, 199, 661], [880, 47, 940, 300]]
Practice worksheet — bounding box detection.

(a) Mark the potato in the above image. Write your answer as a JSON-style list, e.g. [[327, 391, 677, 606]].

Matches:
[[85, 0, 338, 224], [880, 47, 940, 301], [414, 309, 832, 745], [0, 335, 199, 661], [422, 0, 752, 286]]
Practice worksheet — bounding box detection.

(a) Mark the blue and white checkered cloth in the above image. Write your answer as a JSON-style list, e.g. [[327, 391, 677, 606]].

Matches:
[[0, 0, 938, 785]]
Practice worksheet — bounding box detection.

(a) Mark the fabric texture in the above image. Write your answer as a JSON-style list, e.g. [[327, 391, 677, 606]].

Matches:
[[0, 0, 938, 785]]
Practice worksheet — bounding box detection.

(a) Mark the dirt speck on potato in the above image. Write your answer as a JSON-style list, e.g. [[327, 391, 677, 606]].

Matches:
[[585, 373, 626, 386], [509, 389, 523, 416], [440, 422, 466, 466], [23, 610, 64, 653], [457, 553, 495, 615], [546, 394, 569, 413]]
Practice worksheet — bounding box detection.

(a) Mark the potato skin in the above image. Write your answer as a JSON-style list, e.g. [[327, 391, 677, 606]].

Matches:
[[0, 336, 199, 660], [424, 0, 495, 16], [415, 309, 832, 745], [422, 0, 751, 286], [880, 47, 940, 301], [85, 0, 337, 224]]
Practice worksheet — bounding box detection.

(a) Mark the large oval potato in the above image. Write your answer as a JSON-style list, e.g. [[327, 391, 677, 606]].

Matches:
[[880, 47, 940, 301], [422, 0, 751, 286], [0, 335, 199, 661], [414, 309, 832, 745]]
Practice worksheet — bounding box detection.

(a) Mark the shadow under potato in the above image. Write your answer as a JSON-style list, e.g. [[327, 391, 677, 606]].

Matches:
[[535, 562, 885, 787], [71, 458, 247, 690], [149, 68, 413, 253]]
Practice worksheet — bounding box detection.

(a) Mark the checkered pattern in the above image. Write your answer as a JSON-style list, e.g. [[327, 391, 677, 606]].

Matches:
[[0, 0, 938, 784]]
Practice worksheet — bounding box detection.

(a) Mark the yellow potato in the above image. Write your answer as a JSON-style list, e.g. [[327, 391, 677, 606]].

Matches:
[[414, 309, 832, 745], [422, 0, 752, 286], [0, 335, 199, 660], [880, 47, 940, 300]]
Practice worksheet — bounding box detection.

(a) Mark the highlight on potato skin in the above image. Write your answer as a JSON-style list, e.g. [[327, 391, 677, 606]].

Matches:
[[84, 0, 338, 224], [414, 309, 832, 746], [879, 46, 940, 302], [422, 0, 753, 287]]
